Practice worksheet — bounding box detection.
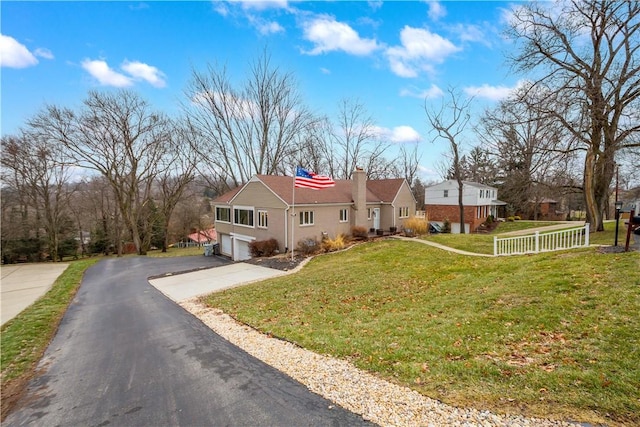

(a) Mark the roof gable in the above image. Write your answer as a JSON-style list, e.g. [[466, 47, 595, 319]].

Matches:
[[213, 174, 410, 206]]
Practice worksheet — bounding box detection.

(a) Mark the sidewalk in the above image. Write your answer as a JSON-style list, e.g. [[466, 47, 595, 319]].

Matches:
[[391, 236, 494, 257], [1, 263, 70, 325]]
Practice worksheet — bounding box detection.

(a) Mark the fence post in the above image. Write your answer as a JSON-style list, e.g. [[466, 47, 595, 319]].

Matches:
[[535, 231, 540, 253], [493, 236, 497, 256], [584, 223, 590, 247]]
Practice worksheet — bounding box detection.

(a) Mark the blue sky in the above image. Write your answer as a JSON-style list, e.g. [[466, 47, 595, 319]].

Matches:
[[1, 1, 525, 181]]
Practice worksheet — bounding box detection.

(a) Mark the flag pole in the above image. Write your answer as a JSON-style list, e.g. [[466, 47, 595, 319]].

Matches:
[[291, 167, 296, 261]]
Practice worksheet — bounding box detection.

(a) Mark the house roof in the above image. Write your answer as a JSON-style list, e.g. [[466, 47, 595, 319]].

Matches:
[[212, 175, 409, 206], [425, 179, 497, 190], [187, 228, 217, 243]]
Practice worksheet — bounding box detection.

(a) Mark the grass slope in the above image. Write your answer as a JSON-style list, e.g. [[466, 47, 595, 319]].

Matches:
[[202, 240, 640, 425]]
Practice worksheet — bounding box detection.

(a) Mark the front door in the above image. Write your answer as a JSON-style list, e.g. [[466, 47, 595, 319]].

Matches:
[[373, 208, 380, 230]]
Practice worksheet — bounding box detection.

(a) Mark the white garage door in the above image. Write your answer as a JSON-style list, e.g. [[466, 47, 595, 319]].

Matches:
[[233, 239, 252, 261], [220, 234, 232, 256]]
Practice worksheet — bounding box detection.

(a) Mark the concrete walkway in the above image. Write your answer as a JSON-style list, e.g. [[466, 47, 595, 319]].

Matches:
[[497, 221, 585, 236], [392, 236, 494, 257], [1, 263, 69, 325], [149, 262, 287, 302]]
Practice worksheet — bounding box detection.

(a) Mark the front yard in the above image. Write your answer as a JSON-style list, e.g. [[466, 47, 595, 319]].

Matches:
[[202, 239, 640, 426]]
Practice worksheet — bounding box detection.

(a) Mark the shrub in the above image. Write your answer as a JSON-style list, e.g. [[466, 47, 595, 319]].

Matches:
[[249, 238, 279, 257], [442, 219, 452, 233], [514, 215, 521, 221], [486, 215, 494, 224], [402, 216, 429, 236], [321, 234, 347, 252], [507, 216, 515, 222], [351, 226, 368, 240], [297, 238, 320, 256]]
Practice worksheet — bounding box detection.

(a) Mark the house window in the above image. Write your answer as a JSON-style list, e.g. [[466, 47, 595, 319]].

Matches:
[[257, 210, 268, 229], [299, 210, 314, 226], [233, 207, 254, 227], [444, 189, 449, 198], [480, 190, 484, 198], [216, 206, 231, 223], [399, 207, 409, 218], [339, 208, 348, 222], [367, 208, 372, 220]]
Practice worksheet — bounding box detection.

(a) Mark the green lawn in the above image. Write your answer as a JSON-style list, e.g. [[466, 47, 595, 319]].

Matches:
[[202, 240, 640, 426]]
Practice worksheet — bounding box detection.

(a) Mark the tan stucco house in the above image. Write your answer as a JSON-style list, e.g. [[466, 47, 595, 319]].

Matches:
[[213, 169, 417, 260]]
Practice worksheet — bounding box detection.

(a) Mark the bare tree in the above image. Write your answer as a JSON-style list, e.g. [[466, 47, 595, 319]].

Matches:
[[506, 0, 640, 231], [154, 121, 198, 252], [29, 90, 174, 255], [326, 98, 392, 179], [425, 88, 473, 233], [477, 83, 569, 216], [1, 132, 77, 261], [184, 50, 313, 189]]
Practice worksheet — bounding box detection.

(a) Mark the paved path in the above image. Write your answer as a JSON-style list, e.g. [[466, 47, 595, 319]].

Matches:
[[392, 236, 494, 257], [4, 256, 371, 426], [1, 263, 69, 326], [149, 262, 286, 301], [497, 221, 585, 236]]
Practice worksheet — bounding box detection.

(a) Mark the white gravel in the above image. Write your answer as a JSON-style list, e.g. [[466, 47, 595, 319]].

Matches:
[[180, 299, 578, 427]]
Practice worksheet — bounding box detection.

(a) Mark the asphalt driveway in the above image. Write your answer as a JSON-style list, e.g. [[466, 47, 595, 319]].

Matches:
[[4, 256, 371, 426]]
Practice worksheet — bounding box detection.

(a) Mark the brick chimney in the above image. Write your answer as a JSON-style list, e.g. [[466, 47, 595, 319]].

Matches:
[[352, 167, 367, 227]]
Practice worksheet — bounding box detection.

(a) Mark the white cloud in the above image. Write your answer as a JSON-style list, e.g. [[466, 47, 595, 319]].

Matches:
[[247, 15, 285, 35], [231, 0, 289, 10], [386, 26, 460, 78], [34, 47, 54, 60], [302, 16, 380, 56], [320, 67, 331, 74], [82, 59, 133, 87], [0, 34, 38, 68], [450, 23, 486, 44], [121, 60, 166, 87], [368, 1, 383, 11], [464, 83, 514, 101], [426, 1, 446, 21], [400, 84, 444, 99], [373, 125, 422, 143]]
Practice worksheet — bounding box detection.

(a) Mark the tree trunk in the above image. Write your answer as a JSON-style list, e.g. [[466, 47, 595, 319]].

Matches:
[[583, 149, 600, 233]]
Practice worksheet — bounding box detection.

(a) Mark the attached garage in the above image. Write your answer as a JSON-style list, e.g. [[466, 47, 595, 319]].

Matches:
[[231, 233, 254, 261], [220, 234, 232, 257]]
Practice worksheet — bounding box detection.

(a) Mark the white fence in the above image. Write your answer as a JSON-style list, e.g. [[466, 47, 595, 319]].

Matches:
[[494, 223, 590, 256]]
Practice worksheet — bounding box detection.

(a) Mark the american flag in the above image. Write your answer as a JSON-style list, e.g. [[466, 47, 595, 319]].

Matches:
[[294, 166, 335, 190]]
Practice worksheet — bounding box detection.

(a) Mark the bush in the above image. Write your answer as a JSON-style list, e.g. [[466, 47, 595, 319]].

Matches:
[[442, 219, 452, 233], [321, 234, 346, 252], [249, 238, 279, 257], [486, 215, 494, 224], [351, 226, 368, 240], [507, 216, 515, 222], [514, 215, 521, 221], [402, 216, 429, 236], [297, 238, 320, 256]]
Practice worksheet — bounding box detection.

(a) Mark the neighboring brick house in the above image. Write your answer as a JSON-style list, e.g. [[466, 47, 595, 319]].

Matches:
[[424, 180, 506, 233], [212, 169, 417, 260]]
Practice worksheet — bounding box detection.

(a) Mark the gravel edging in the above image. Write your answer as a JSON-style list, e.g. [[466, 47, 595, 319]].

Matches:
[[180, 299, 578, 427]]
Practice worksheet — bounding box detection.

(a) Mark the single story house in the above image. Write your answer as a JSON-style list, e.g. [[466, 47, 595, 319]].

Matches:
[[212, 169, 416, 260], [187, 228, 217, 245], [424, 180, 506, 233]]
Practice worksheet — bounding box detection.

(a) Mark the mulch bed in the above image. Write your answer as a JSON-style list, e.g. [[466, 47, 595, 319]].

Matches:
[[244, 255, 304, 271]]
